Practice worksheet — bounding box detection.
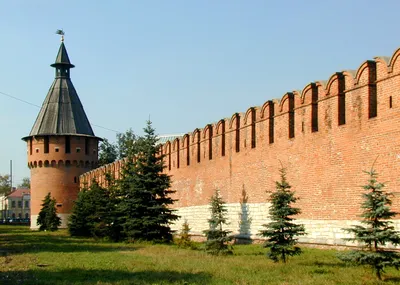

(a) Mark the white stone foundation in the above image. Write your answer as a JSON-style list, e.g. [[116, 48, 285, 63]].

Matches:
[[171, 203, 400, 248], [30, 214, 70, 230]]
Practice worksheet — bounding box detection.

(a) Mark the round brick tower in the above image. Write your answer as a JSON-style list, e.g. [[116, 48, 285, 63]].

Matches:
[[22, 37, 101, 229]]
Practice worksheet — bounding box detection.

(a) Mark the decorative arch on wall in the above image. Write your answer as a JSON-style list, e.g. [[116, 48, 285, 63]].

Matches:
[[261, 100, 275, 144], [327, 72, 346, 126], [229, 113, 240, 153], [192, 129, 201, 163], [216, 119, 226, 156], [355, 60, 377, 119], [388, 47, 400, 73], [165, 141, 172, 170], [302, 83, 319, 133], [280, 93, 295, 138], [183, 134, 190, 166], [173, 138, 180, 168], [244, 107, 256, 148], [203, 124, 213, 160]]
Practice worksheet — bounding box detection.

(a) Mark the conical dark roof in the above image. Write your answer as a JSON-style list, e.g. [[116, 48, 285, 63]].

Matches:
[[51, 42, 75, 68], [23, 41, 97, 140]]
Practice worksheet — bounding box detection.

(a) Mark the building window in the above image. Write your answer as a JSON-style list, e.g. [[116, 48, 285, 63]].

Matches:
[[36, 148, 39, 153], [55, 147, 59, 152], [44, 137, 49, 153], [85, 138, 89, 155], [65, 136, 71, 153], [18, 201, 22, 208], [25, 201, 29, 208], [76, 147, 81, 153], [11, 201, 16, 208], [25, 213, 29, 219]]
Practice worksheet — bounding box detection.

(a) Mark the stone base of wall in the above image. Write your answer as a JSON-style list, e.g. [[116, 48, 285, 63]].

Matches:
[[30, 214, 70, 229], [171, 203, 400, 248]]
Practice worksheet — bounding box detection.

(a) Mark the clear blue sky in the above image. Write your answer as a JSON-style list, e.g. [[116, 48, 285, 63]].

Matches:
[[1, 0, 400, 186]]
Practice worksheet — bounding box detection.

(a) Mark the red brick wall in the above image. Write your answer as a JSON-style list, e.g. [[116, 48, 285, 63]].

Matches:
[[81, 48, 400, 221], [28, 135, 98, 216]]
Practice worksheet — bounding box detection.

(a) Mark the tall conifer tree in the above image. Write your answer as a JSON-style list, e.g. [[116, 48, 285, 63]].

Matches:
[[259, 168, 305, 263], [203, 190, 233, 255], [68, 180, 115, 238], [117, 120, 178, 242], [37, 193, 61, 231], [339, 168, 400, 280]]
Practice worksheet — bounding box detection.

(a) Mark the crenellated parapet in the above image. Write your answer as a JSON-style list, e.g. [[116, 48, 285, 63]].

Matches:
[[80, 47, 400, 246]]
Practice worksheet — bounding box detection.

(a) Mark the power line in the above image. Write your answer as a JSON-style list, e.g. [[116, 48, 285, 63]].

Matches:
[[0, 90, 120, 133]]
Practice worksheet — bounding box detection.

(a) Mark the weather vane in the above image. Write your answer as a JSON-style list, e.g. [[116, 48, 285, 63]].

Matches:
[[55, 29, 65, 42]]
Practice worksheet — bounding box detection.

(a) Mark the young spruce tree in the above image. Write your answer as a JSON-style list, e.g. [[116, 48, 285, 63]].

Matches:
[[37, 193, 61, 231], [117, 120, 178, 242], [338, 168, 400, 280], [203, 190, 233, 255], [175, 220, 195, 249], [68, 179, 115, 238], [259, 168, 305, 263]]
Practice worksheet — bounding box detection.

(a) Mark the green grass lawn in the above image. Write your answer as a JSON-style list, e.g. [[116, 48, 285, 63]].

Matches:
[[0, 226, 399, 285]]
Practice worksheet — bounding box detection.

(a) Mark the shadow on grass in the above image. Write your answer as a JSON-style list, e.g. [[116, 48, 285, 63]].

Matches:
[[301, 260, 350, 268], [0, 226, 139, 255], [0, 269, 212, 285]]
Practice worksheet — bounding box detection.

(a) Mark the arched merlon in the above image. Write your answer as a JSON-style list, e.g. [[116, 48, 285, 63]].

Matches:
[[80, 46, 400, 193]]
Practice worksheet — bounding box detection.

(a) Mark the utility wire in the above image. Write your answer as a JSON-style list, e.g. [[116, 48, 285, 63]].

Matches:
[[0, 90, 120, 133]]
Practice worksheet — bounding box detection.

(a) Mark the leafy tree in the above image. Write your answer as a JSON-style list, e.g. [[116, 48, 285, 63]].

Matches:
[[175, 220, 195, 249], [203, 190, 233, 255], [37, 193, 61, 231], [259, 168, 305, 263], [98, 138, 118, 167], [0, 174, 11, 195], [116, 120, 178, 242], [116, 128, 137, 159], [338, 168, 400, 280], [68, 180, 116, 238], [18, 177, 30, 189]]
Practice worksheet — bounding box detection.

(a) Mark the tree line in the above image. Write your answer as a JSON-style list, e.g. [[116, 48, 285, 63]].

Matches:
[[35, 120, 400, 280]]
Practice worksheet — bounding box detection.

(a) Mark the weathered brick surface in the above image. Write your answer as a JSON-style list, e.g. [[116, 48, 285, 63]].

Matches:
[[28, 135, 98, 228], [80, 48, 400, 244]]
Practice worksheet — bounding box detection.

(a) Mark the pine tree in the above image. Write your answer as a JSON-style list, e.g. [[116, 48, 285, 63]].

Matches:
[[68, 180, 115, 238], [259, 168, 305, 263], [37, 193, 61, 231], [203, 190, 233, 255], [338, 168, 400, 280], [117, 120, 178, 242], [175, 220, 195, 249]]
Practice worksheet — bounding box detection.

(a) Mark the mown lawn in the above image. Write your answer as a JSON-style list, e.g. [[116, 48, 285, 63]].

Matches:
[[0, 226, 399, 285]]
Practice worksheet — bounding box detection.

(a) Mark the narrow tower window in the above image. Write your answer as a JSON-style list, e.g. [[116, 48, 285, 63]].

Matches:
[[251, 109, 256, 148], [235, 114, 240, 152], [176, 141, 180, 169], [196, 131, 201, 163], [368, 61, 377, 119], [29, 138, 33, 155], [208, 125, 213, 160], [221, 121, 226, 157], [389, 96, 393, 108], [168, 143, 171, 170], [311, 85, 318, 132], [338, 73, 346, 125], [65, 136, 71, 153], [288, 94, 295, 138], [44, 137, 49, 153], [268, 102, 274, 144], [186, 136, 190, 166], [85, 138, 89, 155]]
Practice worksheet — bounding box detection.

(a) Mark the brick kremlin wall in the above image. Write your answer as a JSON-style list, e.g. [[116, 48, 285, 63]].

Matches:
[[80, 48, 400, 246]]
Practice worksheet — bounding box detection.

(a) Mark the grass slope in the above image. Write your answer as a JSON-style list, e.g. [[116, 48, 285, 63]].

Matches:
[[0, 226, 399, 284]]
